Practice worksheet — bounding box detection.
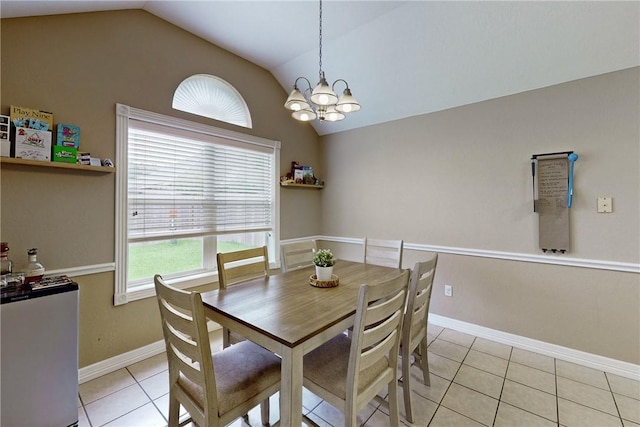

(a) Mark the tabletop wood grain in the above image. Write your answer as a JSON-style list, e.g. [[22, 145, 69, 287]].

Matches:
[[201, 260, 405, 347]]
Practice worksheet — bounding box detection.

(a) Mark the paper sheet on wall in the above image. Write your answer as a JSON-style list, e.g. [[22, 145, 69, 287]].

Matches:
[[536, 155, 569, 252]]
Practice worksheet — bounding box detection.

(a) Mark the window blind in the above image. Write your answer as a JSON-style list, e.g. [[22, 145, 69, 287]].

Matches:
[[127, 119, 273, 242]]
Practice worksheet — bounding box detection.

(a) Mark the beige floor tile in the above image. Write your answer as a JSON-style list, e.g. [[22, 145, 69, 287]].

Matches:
[[429, 405, 485, 427], [364, 407, 400, 426], [153, 393, 188, 420], [103, 402, 167, 427], [139, 370, 169, 400], [303, 387, 324, 412], [471, 337, 512, 360], [427, 323, 444, 337], [78, 406, 90, 427], [494, 402, 557, 427], [506, 361, 556, 394], [557, 376, 618, 416], [608, 373, 640, 400], [623, 420, 640, 427], [302, 411, 333, 427], [426, 351, 461, 381], [453, 364, 504, 399], [556, 359, 609, 390], [464, 349, 509, 377], [501, 379, 557, 422], [79, 368, 136, 405], [84, 383, 151, 427], [396, 387, 439, 425], [409, 366, 451, 404], [429, 338, 470, 362], [510, 347, 555, 374], [441, 383, 499, 426], [438, 328, 476, 348], [615, 393, 640, 424], [126, 352, 168, 382], [558, 397, 623, 427]]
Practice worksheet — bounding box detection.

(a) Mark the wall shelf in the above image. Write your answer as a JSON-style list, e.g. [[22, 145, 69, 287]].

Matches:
[[280, 182, 323, 189], [0, 157, 115, 173]]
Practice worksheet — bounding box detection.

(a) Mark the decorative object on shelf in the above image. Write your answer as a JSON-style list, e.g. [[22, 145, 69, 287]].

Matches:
[[309, 274, 339, 288], [313, 249, 336, 281], [283, 0, 361, 122], [23, 248, 45, 285], [282, 160, 324, 187]]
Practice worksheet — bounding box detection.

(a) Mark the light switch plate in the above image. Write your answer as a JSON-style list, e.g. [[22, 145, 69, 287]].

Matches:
[[597, 196, 612, 213]]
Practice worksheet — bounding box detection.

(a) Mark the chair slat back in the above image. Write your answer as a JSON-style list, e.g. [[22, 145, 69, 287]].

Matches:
[[281, 240, 317, 272], [364, 238, 404, 268], [348, 270, 409, 404], [154, 275, 217, 425], [403, 254, 438, 351], [217, 246, 269, 289]]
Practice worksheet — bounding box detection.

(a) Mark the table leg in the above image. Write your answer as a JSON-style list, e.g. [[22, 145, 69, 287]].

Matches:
[[280, 345, 304, 426]]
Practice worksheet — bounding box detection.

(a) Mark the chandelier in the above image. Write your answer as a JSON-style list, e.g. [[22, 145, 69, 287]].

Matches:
[[284, 0, 361, 122]]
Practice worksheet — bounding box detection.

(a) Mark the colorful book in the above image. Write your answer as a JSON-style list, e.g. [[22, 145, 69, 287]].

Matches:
[[56, 123, 80, 148]]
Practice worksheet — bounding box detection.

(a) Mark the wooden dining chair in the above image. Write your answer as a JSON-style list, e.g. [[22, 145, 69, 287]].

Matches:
[[280, 240, 317, 273], [364, 237, 404, 268], [216, 246, 270, 347], [154, 275, 281, 427], [400, 253, 438, 423], [302, 270, 410, 427]]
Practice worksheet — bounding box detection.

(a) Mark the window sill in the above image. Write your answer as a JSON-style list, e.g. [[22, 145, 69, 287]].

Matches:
[[116, 271, 218, 305]]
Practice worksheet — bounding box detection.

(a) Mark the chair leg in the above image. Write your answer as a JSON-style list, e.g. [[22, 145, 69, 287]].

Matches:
[[260, 397, 270, 425], [168, 395, 180, 427], [401, 346, 414, 424], [388, 377, 400, 427], [418, 339, 430, 386], [223, 327, 231, 348]]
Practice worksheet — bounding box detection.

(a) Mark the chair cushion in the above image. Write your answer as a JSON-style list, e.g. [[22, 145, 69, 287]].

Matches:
[[178, 340, 280, 416], [303, 334, 388, 400]]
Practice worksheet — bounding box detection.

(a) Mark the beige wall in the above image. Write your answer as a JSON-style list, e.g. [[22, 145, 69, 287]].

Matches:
[[320, 68, 640, 364], [0, 11, 321, 367], [2, 11, 638, 368]]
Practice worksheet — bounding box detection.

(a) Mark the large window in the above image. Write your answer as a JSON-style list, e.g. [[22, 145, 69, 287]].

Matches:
[[114, 104, 280, 305]]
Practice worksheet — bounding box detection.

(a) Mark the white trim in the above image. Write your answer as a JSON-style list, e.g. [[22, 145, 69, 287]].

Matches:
[[313, 235, 640, 274], [429, 314, 640, 381], [78, 322, 221, 384], [46, 263, 115, 278], [114, 103, 280, 305], [79, 339, 165, 384]]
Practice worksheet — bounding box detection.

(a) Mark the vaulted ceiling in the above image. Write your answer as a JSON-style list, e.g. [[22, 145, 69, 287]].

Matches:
[[2, 1, 638, 135]]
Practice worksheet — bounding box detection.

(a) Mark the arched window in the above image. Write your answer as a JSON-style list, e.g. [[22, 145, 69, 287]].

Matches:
[[172, 74, 252, 128]]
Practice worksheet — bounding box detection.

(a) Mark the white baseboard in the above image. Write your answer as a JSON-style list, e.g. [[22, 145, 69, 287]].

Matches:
[[79, 322, 221, 384], [429, 314, 640, 381]]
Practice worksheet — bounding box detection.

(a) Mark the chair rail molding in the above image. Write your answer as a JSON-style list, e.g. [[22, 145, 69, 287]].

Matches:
[[311, 236, 639, 274]]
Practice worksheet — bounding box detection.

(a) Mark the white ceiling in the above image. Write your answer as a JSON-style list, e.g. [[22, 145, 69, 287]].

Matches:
[[2, 1, 638, 136]]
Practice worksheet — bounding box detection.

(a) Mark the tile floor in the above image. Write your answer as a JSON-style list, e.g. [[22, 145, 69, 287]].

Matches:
[[77, 325, 640, 427]]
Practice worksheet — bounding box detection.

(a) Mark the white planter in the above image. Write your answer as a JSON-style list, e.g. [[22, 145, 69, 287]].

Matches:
[[315, 266, 334, 281]]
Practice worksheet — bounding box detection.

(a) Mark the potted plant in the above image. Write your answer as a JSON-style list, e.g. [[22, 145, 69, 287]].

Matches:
[[313, 249, 336, 281]]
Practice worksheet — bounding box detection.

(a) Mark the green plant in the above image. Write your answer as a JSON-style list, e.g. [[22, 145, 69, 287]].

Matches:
[[313, 249, 336, 267]]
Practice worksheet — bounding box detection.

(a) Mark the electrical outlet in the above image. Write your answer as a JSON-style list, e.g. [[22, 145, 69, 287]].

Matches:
[[444, 285, 453, 297]]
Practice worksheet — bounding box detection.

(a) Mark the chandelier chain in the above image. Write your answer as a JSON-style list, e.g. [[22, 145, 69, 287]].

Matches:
[[318, 0, 323, 78]]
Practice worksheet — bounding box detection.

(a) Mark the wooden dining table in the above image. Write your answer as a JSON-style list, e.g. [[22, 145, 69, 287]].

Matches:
[[200, 260, 404, 426]]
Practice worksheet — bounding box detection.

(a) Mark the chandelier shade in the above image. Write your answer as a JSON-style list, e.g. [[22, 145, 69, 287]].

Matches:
[[284, 88, 309, 111], [284, 0, 360, 122]]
